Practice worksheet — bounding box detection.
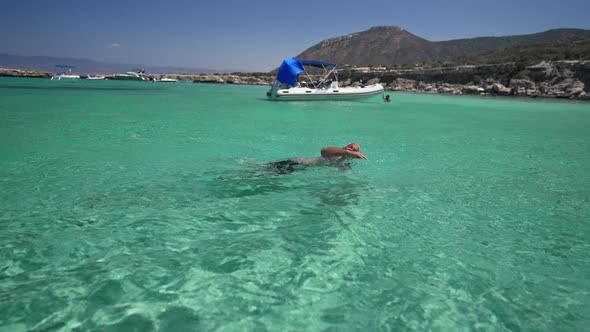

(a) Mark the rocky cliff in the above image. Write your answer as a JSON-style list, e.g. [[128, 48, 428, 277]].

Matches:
[[349, 60, 589, 99]]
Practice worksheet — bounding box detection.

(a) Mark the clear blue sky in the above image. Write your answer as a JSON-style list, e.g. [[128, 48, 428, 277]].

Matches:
[[1, 0, 588, 72]]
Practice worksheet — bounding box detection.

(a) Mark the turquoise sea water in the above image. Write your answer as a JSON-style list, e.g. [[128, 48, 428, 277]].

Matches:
[[1, 77, 589, 331]]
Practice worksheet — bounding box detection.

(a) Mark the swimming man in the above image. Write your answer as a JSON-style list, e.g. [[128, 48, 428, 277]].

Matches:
[[267, 143, 368, 174]]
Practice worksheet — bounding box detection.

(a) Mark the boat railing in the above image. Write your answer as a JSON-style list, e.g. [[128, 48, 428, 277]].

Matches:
[[299, 65, 340, 90]]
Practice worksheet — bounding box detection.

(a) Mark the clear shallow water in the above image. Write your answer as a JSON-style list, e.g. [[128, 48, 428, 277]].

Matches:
[[0, 77, 589, 331]]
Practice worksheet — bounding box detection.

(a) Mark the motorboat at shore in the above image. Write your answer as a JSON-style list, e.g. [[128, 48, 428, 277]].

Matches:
[[266, 58, 384, 101], [51, 65, 80, 81], [109, 69, 146, 81]]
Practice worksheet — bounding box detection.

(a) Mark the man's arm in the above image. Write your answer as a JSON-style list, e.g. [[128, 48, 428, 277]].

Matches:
[[321, 147, 368, 160]]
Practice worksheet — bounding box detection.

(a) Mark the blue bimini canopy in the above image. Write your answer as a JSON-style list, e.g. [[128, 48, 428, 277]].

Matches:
[[300, 60, 337, 68], [276, 58, 305, 86]]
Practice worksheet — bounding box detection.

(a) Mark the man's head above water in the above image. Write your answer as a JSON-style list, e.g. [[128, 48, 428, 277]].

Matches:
[[343, 143, 361, 152], [321, 143, 367, 160]]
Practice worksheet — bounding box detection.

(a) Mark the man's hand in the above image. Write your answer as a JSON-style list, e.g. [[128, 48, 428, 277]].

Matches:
[[351, 151, 368, 160], [321, 146, 368, 160]]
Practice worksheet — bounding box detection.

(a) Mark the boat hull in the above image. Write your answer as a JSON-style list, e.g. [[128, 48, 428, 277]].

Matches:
[[267, 84, 384, 101], [51, 75, 80, 81], [110, 75, 145, 81]]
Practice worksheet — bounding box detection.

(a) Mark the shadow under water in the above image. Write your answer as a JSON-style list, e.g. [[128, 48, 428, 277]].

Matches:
[[205, 159, 358, 199]]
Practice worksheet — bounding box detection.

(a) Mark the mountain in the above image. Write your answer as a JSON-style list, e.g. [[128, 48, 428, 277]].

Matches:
[[3, 28, 590, 74], [295, 26, 590, 66], [0, 53, 220, 74]]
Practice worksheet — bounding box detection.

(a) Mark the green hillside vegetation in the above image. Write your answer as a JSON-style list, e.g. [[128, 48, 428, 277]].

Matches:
[[295, 27, 590, 71], [445, 36, 590, 66]]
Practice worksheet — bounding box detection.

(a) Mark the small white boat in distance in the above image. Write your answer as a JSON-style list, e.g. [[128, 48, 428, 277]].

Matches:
[[51, 65, 80, 81], [267, 58, 384, 101], [86, 75, 105, 80], [110, 69, 146, 81], [154, 77, 177, 82]]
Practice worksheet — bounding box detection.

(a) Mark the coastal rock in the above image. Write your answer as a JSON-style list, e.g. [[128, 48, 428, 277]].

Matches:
[[439, 86, 458, 94], [509, 79, 535, 89], [462, 85, 484, 94], [490, 83, 512, 96], [224, 75, 240, 84], [366, 78, 381, 85], [568, 81, 585, 96], [355, 60, 589, 99], [364, 63, 518, 86], [188, 74, 273, 85], [572, 61, 590, 93], [389, 78, 416, 91], [544, 78, 585, 98], [194, 75, 225, 84], [527, 61, 557, 81], [0, 68, 52, 78], [509, 79, 537, 96]]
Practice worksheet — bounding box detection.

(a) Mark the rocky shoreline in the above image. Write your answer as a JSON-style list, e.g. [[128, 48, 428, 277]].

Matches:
[[353, 60, 590, 100], [2, 60, 588, 100], [0, 68, 52, 78]]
